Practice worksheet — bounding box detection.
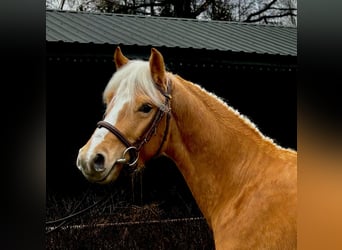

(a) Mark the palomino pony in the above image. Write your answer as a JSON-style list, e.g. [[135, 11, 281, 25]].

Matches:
[[76, 47, 297, 249]]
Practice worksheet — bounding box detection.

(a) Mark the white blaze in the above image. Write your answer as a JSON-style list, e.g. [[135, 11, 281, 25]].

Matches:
[[86, 95, 129, 161]]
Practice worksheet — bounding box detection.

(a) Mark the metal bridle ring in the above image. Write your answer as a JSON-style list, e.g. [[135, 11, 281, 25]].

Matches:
[[121, 146, 139, 167]]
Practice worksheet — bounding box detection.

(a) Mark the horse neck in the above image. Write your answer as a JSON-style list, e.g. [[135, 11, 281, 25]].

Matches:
[[164, 74, 293, 224]]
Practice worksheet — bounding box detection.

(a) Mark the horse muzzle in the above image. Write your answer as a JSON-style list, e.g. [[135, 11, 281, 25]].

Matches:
[[76, 146, 138, 183]]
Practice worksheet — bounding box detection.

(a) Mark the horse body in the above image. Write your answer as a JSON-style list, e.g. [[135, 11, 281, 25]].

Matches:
[[77, 47, 297, 249]]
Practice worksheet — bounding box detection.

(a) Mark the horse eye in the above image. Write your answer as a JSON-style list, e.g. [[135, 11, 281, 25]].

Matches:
[[138, 104, 153, 113]]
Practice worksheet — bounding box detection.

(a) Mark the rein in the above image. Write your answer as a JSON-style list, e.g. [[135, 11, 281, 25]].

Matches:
[[97, 81, 172, 167]]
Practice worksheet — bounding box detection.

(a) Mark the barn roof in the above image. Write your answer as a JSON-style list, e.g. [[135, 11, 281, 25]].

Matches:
[[46, 9, 297, 57]]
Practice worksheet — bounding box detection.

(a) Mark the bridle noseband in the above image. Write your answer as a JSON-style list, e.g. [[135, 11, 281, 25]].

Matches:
[[97, 81, 172, 168]]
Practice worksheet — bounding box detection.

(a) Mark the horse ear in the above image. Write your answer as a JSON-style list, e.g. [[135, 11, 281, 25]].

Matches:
[[114, 46, 129, 69], [149, 48, 166, 88]]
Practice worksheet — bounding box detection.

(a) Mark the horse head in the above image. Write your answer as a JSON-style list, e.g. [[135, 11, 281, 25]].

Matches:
[[76, 47, 171, 184]]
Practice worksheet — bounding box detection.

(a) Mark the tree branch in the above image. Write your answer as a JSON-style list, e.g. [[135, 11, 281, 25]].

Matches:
[[192, 0, 212, 18], [245, 12, 297, 23], [269, 7, 297, 11], [245, 0, 277, 22], [59, 0, 66, 10]]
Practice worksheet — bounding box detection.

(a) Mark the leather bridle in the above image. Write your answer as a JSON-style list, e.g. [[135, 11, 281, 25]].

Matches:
[[97, 81, 172, 168]]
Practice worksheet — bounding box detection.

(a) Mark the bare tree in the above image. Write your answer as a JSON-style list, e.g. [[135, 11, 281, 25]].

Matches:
[[46, 0, 297, 26]]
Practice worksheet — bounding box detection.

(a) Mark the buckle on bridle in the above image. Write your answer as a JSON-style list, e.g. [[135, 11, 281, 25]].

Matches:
[[116, 146, 139, 167]]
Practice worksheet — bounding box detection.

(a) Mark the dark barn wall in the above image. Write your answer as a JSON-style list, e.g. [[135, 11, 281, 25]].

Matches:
[[47, 43, 296, 200]]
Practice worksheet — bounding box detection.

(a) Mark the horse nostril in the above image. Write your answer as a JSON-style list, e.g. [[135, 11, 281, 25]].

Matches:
[[92, 153, 105, 172]]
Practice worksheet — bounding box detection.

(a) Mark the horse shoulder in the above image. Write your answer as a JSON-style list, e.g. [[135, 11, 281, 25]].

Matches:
[[212, 148, 297, 250]]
